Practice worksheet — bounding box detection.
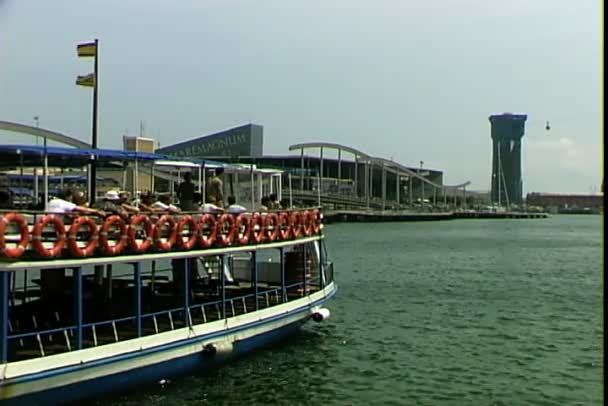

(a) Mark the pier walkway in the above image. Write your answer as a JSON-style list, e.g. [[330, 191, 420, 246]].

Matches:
[[323, 210, 548, 223]]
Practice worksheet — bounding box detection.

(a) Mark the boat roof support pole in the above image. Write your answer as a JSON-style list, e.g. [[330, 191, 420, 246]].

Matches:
[[198, 164, 203, 194], [122, 164, 127, 191], [250, 164, 254, 210], [134, 158, 139, 199], [257, 174, 263, 208], [300, 149, 304, 192], [43, 136, 49, 211], [288, 173, 293, 209], [277, 174, 282, 203], [202, 165, 206, 204], [0, 271, 8, 362], [151, 163, 155, 196], [18, 151, 23, 204], [34, 168, 39, 207]]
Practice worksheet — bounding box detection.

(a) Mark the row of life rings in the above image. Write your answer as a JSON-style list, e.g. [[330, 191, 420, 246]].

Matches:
[[0, 209, 322, 260]]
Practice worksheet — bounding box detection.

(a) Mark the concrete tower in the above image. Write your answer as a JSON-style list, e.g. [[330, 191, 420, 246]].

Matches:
[[489, 113, 527, 205]]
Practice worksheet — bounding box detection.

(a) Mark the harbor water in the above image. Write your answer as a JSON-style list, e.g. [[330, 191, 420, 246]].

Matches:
[[103, 215, 603, 405]]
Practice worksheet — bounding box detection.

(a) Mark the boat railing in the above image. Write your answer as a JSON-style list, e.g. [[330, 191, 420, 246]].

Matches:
[[0, 208, 324, 261], [5, 277, 324, 362]]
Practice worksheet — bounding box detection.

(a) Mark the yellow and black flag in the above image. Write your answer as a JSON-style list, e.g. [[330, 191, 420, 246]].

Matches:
[[77, 42, 97, 57], [76, 73, 95, 87]]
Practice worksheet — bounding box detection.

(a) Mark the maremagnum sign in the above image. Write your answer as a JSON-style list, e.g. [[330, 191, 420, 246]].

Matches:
[[156, 124, 264, 158]]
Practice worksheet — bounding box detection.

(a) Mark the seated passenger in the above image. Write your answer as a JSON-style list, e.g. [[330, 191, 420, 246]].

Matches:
[[138, 191, 156, 212], [259, 196, 271, 211], [226, 195, 247, 214], [48, 188, 105, 216], [118, 191, 140, 213], [92, 190, 128, 217], [152, 194, 180, 213], [200, 202, 223, 213], [269, 193, 279, 210]]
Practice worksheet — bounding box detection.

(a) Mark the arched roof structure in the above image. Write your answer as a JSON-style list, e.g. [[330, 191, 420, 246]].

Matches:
[[0, 121, 91, 149], [289, 142, 470, 190]]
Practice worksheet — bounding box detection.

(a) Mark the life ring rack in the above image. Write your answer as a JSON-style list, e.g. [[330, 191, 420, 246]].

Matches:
[[32, 214, 66, 259], [67, 216, 99, 258], [0, 212, 30, 259], [99, 215, 128, 256], [128, 214, 154, 254]]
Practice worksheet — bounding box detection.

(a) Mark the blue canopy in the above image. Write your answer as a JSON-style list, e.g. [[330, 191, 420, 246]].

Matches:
[[0, 144, 168, 167]]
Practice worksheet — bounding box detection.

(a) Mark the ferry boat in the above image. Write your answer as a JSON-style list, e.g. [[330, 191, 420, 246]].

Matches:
[[0, 146, 337, 405]]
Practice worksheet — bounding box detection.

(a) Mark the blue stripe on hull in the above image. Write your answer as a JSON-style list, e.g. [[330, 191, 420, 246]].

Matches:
[[3, 319, 306, 406]]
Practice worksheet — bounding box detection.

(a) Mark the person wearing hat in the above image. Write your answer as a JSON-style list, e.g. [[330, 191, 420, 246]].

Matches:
[[92, 190, 127, 217]]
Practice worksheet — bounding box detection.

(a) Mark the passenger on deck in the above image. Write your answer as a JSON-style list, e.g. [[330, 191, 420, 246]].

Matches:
[[205, 168, 224, 208], [48, 188, 105, 216], [177, 172, 196, 211], [259, 196, 271, 211], [118, 191, 140, 214], [0, 189, 11, 209], [200, 202, 223, 213], [92, 190, 128, 218], [226, 196, 247, 214], [72, 190, 89, 207], [152, 194, 180, 213], [269, 193, 279, 210], [138, 191, 156, 212]]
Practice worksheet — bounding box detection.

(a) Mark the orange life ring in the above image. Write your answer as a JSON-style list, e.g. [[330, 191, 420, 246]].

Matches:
[[127, 214, 154, 253], [67, 216, 98, 258], [264, 212, 279, 242], [312, 209, 321, 234], [0, 213, 30, 259], [234, 213, 251, 246], [249, 212, 264, 244], [290, 211, 304, 238], [176, 215, 198, 250], [153, 214, 177, 251], [302, 210, 314, 236], [278, 212, 292, 241], [198, 214, 217, 248], [99, 215, 128, 256], [217, 213, 235, 247], [32, 215, 66, 259]]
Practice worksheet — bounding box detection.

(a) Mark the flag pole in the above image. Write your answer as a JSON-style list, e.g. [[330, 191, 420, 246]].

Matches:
[[89, 38, 99, 205]]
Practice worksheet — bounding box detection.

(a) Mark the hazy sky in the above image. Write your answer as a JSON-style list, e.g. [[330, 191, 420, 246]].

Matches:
[[0, 0, 602, 193]]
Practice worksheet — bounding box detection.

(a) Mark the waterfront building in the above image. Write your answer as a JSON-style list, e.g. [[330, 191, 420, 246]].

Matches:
[[489, 113, 527, 205]]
